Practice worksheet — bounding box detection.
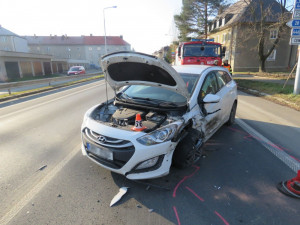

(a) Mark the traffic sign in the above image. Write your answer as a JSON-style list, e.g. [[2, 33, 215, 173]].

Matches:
[[286, 20, 300, 28], [292, 28, 300, 36], [290, 37, 300, 45], [296, 2, 300, 9], [294, 9, 300, 18]]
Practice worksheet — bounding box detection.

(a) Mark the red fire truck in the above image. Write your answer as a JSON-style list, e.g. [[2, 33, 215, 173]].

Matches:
[[175, 39, 224, 66]]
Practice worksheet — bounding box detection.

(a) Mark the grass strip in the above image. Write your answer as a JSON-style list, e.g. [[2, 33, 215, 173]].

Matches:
[[234, 78, 300, 110], [0, 75, 104, 100]]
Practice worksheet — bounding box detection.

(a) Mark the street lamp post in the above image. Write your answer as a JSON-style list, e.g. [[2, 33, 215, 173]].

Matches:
[[103, 6, 117, 55], [103, 6, 117, 108]]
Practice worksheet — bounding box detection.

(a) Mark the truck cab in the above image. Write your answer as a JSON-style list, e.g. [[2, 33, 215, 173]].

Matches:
[[175, 40, 224, 66]]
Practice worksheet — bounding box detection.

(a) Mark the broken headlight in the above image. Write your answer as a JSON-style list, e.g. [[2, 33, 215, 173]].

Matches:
[[137, 124, 178, 146]]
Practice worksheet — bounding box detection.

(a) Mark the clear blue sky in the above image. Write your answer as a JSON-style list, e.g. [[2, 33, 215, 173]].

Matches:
[[0, 0, 295, 54]]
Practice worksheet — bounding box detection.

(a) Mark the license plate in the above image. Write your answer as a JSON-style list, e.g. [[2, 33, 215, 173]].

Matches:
[[86, 143, 113, 160]]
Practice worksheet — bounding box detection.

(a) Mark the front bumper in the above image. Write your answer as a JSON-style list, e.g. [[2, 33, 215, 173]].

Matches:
[[81, 124, 177, 180]]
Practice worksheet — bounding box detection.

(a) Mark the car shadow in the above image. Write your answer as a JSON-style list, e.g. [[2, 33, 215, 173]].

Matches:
[[110, 123, 300, 225]]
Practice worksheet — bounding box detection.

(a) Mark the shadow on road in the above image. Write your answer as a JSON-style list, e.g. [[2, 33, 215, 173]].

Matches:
[[110, 124, 300, 225]]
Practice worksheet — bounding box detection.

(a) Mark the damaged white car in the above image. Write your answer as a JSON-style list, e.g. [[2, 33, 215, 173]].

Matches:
[[81, 52, 237, 180]]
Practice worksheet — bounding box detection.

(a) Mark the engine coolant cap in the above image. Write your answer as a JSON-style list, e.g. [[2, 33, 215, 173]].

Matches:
[[131, 113, 147, 131]]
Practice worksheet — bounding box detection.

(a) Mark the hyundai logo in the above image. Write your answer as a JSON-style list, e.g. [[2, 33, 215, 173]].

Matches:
[[98, 136, 106, 143]]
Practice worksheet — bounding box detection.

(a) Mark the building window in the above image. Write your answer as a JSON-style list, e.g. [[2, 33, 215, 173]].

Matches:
[[215, 36, 219, 43], [222, 18, 226, 26], [89, 47, 93, 51], [68, 54, 71, 59], [270, 29, 278, 39], [267, 49, 276, 61], [46, 47, 50, 52], [97, 47, 101, 51], [1, 36, 7, 42], [222, 33, 226, 43]]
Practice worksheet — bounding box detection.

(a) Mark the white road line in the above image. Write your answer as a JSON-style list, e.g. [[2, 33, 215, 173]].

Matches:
[[0, 81, 105, 119], [0, 144, 81, 225], [236, 118, 300, 173]]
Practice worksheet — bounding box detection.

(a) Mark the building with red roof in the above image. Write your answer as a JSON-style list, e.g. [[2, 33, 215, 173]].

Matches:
[[24, 35, 131, 68]]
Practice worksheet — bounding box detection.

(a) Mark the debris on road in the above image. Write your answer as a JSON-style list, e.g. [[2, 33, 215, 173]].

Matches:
[[132, 180, 170, 191], [57, 194, 62, 198], [36, 165, 47, 171], [214, 185, 221, 190], [110, 187, 128, 207]]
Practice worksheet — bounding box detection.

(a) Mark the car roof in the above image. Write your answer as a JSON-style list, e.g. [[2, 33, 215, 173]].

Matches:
[[172, 65, 211, 75]]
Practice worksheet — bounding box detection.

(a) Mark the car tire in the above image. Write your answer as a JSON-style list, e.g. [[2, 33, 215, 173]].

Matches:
[[173, 129, 203, 169], [226, 101, 237, 126]]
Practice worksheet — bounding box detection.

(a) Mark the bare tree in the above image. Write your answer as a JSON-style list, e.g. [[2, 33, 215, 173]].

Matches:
[[239, 0, 290, 72]]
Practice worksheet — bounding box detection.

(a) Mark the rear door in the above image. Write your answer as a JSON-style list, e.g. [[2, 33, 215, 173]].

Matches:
[[215, 70, 236, 123]]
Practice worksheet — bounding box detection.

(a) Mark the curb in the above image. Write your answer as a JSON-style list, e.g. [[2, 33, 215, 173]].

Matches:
[[0, 76, 103, 103]]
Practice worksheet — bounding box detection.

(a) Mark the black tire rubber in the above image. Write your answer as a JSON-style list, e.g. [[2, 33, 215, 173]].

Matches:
[[226, 101, 237, 126], [173, 129, 203, 169]]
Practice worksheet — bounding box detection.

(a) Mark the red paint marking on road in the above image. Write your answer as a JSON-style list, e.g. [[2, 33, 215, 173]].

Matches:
[[243, 134, 253, 140], [290, 155, 300, 162], [173, 206, 181, 225], [227, 127, 247, 135], [173, 166, 200, 197], [214, 211, 230, 225], [268, 142, 284, 151], [185, 186, 205, 202]]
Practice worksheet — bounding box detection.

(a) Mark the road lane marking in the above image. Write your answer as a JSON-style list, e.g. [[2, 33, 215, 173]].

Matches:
[[236, 118, 300, 173], [0, 144, 81, 225], [0, 81, 106, 119]]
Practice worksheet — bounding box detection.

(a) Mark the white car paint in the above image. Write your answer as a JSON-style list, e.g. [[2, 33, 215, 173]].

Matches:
[[81, 52, 237, 180]]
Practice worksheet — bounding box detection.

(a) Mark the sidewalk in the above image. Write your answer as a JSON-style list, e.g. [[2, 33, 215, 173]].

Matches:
[[233, 74, 294, 86]]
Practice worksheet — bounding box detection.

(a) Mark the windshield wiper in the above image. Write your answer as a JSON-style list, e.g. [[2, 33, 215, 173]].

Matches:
[[158, 101, 183, 108]]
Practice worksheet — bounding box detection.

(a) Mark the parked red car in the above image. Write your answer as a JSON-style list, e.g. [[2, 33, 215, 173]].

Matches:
[[67, 66, 86, 75]]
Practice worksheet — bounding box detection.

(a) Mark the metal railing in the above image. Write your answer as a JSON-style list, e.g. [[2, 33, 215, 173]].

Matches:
[[0, 72, 102, 94]]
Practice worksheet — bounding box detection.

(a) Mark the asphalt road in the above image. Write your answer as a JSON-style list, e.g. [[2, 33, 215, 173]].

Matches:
[[0, 81, 299, 225]]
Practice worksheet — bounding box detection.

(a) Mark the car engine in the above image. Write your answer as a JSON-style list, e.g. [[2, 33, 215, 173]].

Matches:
[[91, 101, 181, 132]]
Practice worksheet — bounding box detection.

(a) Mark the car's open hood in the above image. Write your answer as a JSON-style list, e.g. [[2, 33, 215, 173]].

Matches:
[[101, 52, 190, 99]]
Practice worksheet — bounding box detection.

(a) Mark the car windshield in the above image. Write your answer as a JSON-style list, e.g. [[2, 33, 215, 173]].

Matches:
[[183, 44, 221, 57], [70, 67, 80, 71], [119, 72, 200, 107]]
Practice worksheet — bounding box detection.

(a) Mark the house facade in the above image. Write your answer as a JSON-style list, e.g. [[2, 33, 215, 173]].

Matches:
[[25, 35, 131, 69], [208, 0, 297, 72], [0, 26, 52, 81], [0, 25, 131, 81]]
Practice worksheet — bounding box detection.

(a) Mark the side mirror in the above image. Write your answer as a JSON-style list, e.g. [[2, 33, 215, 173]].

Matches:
[[203, 94, 220, 104]]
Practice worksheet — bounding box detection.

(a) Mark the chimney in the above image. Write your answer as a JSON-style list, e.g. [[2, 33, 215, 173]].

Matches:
[[90, 34, 93, 36], [120, 35, 123, 39]]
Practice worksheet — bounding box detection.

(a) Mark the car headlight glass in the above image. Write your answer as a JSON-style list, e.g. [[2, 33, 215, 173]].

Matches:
[[137, 124, 178, 146]]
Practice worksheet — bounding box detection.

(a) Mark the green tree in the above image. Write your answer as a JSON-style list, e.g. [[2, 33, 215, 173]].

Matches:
[[174, 0, 230, 41]]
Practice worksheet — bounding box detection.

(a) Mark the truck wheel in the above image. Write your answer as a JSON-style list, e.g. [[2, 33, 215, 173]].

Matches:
[[173, 129, 203, 169], [226, 101, 237, 126]]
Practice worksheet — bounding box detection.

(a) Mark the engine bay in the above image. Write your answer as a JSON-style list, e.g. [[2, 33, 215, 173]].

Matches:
[[91, 100, 183, 132]]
